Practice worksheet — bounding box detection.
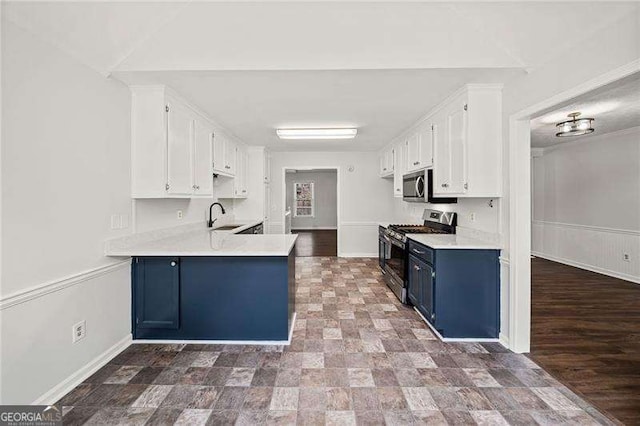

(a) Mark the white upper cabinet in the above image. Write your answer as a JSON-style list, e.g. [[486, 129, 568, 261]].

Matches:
[[193, 117, 214, 196], [235, 145, 248, 198], [212, 131, 226, 175], [131, 85, 248, 199], [393, 141, 404, 197], [432, 85, 502, 197], [166, 100, 195, 196], [224, 138, 237, 176], [380, 84, 502, 199], [212, 132, 237, 177], [405, 122, 433, 172], [379, 146, 394, 177], [263, 152, 271, 183], [432, 93, 467, 195]]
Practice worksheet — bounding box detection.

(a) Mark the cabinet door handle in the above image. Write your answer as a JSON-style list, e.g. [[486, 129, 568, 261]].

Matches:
[[396, 188, 400, 192], [412, 248, 425, 254], [170, 261, 177, 267], [413, 161, 419, 165], [414, 265, 421, 271], [441, 183, 449, 188], [242, 190, 247, 193]]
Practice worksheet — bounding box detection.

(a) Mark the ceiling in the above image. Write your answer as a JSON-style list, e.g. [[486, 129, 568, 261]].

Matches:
[[531, 72, 640, 148], [4, 1, 638, 151], [114, 68, 520, 151]]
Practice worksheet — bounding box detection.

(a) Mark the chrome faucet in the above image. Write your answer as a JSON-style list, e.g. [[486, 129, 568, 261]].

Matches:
[[208, 202, 226, 228]]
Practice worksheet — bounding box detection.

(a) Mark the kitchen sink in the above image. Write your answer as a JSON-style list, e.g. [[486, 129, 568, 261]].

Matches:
[[212, 224, 245, 230]]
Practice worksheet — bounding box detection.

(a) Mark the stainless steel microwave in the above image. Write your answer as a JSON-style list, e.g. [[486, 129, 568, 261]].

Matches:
[[403, 169, 457, 204]]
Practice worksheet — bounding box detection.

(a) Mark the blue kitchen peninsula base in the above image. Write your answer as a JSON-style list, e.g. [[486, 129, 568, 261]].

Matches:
[[132, 253, 295, 342]]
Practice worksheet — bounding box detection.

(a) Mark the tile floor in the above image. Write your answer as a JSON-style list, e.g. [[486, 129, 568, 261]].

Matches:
[[57, 257, 612, 425]]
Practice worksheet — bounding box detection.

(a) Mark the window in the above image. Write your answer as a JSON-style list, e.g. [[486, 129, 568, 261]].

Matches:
[[294, 182, 314, 217]]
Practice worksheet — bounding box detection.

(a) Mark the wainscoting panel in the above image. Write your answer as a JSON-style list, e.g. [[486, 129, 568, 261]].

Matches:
[[532, 220, 640, 283]]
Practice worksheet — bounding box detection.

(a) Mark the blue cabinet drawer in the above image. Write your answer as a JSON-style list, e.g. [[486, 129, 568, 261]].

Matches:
[[408, 240, 434, 264]]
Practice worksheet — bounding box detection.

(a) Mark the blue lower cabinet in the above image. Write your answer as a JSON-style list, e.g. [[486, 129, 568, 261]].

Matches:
[[132, 253, 295, 341], [133, 257, 180, 330], [407, 242, 499, 339]]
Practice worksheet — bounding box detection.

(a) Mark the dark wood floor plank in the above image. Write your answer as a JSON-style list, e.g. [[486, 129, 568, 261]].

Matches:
[[292, 230, 337, 257], [530, 257, 640, 425]]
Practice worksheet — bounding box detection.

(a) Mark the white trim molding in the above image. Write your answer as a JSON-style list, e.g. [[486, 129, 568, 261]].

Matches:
[[291, 226, 338, 231], [32, 334, 132, 405], [0, 259, 131, 310], [532, 220, 639, 284]]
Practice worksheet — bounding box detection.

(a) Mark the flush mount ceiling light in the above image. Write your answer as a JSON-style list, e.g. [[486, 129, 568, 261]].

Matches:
[[555, 112, 595, 137], [276, 128, 357, 140]]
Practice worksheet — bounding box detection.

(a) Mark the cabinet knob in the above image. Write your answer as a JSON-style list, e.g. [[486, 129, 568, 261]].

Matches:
[[170, 261, 177, 267], [396, 188, 400, 192], [442, 183, 449, 188], [414, 265, 421, 271]]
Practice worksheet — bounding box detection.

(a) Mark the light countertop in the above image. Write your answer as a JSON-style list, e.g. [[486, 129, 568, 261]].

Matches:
[[105, 220, 297, 257], [407, 234, 501, 250]]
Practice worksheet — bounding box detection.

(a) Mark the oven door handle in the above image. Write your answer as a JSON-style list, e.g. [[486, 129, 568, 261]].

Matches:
[[416, 175, 425, 198]]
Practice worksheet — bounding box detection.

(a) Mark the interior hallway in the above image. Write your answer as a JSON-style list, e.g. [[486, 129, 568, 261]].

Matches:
[[529, 257, 640, 424], [292, 230, 338, 257]]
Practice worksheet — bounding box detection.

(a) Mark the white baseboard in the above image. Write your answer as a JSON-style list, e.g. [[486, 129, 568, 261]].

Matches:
[[32, 334, 132, 405], [291, 227, 337, 231], [339, 253, 377, 258], [532, 251, 640, 284], [499, 332, 511, 350]]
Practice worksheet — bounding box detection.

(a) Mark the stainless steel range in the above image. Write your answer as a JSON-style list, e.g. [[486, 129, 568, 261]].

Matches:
[[378, 209, 456, 303]]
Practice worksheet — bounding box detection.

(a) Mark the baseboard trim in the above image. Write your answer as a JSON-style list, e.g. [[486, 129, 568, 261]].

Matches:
[[32, 334, 132, 405], [291, 227, 338, 231], [532, 251, 639, 284], [1, 260, 131, 310], [339, 253, 377, 258], [414, 307, 499, 343], [499, 332, 511, 350]]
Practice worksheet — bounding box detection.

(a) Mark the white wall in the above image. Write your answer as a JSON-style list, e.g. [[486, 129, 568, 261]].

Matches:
[[531, 127, 640, 283], [286, 170, 337, 230], [0, 20, 132, 403], [133, 198, 219, 233], [271, 152, 394, 256], [392, 197, 501, 238]]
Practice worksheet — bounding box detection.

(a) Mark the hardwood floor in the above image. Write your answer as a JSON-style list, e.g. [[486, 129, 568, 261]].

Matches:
[[292, 229, 337, 257], [529, 257, 640, 425]]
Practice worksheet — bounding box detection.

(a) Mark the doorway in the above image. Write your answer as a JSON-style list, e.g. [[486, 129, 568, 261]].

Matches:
[[284, 168, 339, 257], [525, 72, 640, 423]]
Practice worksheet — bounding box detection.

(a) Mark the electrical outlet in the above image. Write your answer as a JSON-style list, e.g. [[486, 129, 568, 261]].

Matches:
[[470, 212, 476, 222], [623, 253, 630, 262], [72, 320, 86, 343], [177, 210, 183, 220]]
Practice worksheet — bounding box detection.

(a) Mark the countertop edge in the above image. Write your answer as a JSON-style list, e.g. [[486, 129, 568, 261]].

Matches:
[[407, 234, 502, 250]]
